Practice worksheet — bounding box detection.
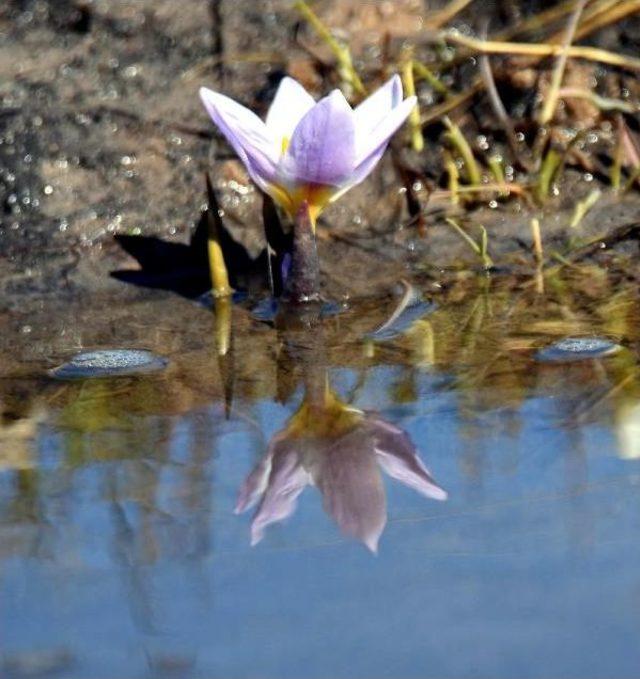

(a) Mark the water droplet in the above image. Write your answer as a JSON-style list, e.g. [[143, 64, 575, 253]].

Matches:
[[50, 349, 168, 380], [476, 135, 489, 151], [536, 337, 621, 363], [43, 185, 53, 195]]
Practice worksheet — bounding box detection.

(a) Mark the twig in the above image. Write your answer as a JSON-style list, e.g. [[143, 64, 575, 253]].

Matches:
[[531, 217, 543, 263], [556, 87, 639, 114], [294, 0, 365, 96], [402, 57, 424, 152], [425, 0, 476, 29], [420, 78, 483, 124], [552, 0, 640, 44], [569, 188, 601, 228], [443, 150, 459, 205], [443, 116, 482, 185], [539, 0, 587, 125], [445, 218, 493, 268], [477, 39, 520, 158], [441, 33, 640, 72], [536, 147, 563, 202], [412, 61, 449, 96]]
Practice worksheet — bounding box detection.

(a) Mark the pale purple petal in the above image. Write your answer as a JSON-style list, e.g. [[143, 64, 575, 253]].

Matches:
[[250, 442, 309, 545], [371, 418, 447, 501], [354, 95, 416, 167], [353, 75, 402, 138], [281, 90, 356, 186], [199, 87, 279, 191], [266, 77, 316, 146], [315, 429, 387, 553]]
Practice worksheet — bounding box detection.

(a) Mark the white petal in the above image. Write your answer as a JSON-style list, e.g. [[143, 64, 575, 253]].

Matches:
[[266, 77, 316, 145], [199, 87, 279, 190], [354, 74, 402, 141], [355, 95, 416, 166]]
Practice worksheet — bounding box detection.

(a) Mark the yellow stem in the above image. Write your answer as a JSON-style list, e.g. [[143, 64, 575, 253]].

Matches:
[[402, 57, 423, 152], [443, 116, 482, 186]]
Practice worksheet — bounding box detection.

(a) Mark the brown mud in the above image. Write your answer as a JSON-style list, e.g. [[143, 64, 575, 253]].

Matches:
[[1, 0, 640, 309]]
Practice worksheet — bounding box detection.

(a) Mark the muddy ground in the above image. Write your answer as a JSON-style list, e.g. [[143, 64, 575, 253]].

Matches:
[[1, 0, 640, 311]]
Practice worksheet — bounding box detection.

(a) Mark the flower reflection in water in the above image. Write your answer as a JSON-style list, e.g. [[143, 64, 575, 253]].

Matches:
[[236, 318, 447, 551]]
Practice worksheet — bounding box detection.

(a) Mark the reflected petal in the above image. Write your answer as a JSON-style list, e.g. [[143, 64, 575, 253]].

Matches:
[[372, 418, 447, 501], [235, 450, 273, 514], [315, 429, 387, 552], [266, 77, 316, 146], [282, 90, 356, 186], [250, 442, 310, 545]]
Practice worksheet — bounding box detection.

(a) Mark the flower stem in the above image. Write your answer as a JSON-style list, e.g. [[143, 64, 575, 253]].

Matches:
[[283, 201, 321, 304]]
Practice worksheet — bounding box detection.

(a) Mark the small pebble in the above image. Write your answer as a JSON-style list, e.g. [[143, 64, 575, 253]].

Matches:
[[536, 337, 621, 363], [50, 349, 168, 379]]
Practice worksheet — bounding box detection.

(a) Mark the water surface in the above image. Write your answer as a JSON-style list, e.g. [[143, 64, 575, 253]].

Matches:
[[2, 273, 640, 678]]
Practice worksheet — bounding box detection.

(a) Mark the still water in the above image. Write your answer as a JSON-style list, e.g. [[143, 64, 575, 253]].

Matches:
[[2, 271, 640, 678]]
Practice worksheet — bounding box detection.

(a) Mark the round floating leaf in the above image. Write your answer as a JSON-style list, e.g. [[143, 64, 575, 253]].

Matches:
[[50, 349, 168, 379], [536, 337, 621, 363]]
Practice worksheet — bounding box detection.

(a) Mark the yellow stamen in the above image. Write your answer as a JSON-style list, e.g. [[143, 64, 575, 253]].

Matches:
[[286, 388, 363, 438], [281, 136, 290, 155], [267, 182, 335, 230]]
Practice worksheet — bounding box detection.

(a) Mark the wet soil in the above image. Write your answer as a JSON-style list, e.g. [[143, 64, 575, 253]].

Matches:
[[1, 0, 640, 308]]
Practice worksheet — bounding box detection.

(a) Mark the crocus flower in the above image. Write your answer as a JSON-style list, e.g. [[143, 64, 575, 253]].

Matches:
[[199, 75, 416, 225], [235, 391, 446, 552]]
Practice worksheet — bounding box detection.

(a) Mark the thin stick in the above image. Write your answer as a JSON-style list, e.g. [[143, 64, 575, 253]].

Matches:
[[553, 0, 640, 44], [413, 61, 449, 96], [611, 116, 624, 191], [420, 78, 483, 124], [402, 58, 424, 152], [539, 0, 587, 125], [569, 188, 601, 228], [441, 33, 640, 72], [426, 0, 475, 29], [531, 217, 543, 264], [536, 147, 563, 202], [556, 87, 638, 114], [443, 116, 482, 185], [445, 218, 494, 268], [477, 35, 519, 157], [294, 0, 365, 96], [443, 150, 459, 205]]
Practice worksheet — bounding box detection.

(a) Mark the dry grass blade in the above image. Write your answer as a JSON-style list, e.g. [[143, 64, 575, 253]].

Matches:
[[539, 0, 587, 125], [425, 0, 475, 29], [550, 0, 640, 43], [420, 78, 483, 125], [441, 33, 640, 72]]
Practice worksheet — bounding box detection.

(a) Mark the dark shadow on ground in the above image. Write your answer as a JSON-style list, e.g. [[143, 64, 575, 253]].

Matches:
[[111, 179, 291, 300]]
